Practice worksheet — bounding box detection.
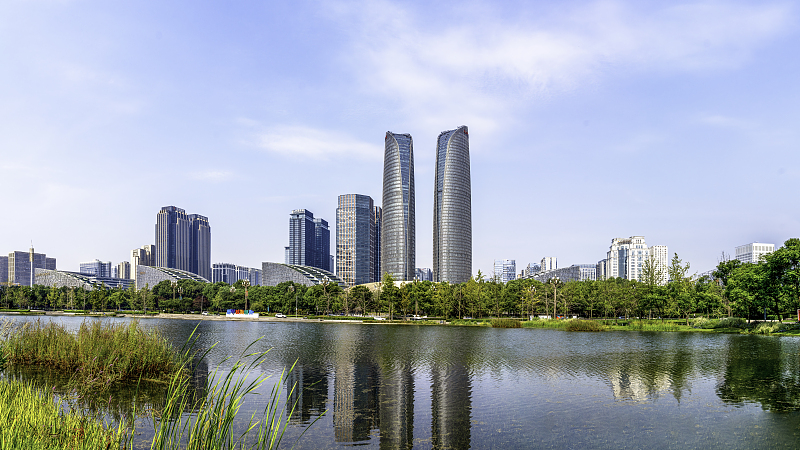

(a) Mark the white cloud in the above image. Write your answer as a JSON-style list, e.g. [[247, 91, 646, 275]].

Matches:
[[330, 0, 794, 130], [246, 124, 383, 161], [190, 170, 234, 182]]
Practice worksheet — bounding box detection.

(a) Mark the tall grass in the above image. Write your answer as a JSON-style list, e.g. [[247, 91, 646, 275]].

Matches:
[[4, 320, 187, 392], [152, 338, 318, 450], [490, 318, 522, 328], [625, 320, 681, 332], [0, 378, 128, 449], [564, 320, 605, 332], [521, 319, 570, 329]]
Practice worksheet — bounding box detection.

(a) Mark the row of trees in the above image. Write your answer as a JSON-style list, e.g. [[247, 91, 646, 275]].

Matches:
[[1, 239, 797, 320]]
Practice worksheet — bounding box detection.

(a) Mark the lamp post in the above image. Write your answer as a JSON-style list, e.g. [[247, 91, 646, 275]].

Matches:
[[289, 285, 297, 317]]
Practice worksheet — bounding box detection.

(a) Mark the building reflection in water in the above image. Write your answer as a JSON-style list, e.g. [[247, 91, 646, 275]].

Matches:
[[378, 362, 415, 449], [334, 360, 380, 443], [431, 362, 471, 450], [286, 365, 329, 424]]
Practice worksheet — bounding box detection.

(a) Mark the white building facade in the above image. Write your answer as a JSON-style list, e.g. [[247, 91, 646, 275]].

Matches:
[[735, 242, 775, 265]]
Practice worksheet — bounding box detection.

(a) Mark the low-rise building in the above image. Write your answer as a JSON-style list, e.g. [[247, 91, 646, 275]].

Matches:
[[35, 269, 134, 290], [262, 262, 346, 287]]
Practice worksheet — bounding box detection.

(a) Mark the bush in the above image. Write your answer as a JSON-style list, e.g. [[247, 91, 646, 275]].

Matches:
[[491, 319, 522, 328], [715, 317, 746, 329], [565, 320, 604, 332]]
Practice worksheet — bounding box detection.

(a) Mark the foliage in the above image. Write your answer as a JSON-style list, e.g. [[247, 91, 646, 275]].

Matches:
[[490, 318, 521, 328], [5, 320, 187, 392], [564, 320, 605, 332], [0, 378, 128, 449]]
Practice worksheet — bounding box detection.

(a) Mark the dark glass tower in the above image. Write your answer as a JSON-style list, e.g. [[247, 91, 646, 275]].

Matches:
[[381, 132, 415, 281], [433, 126, 472, 283], [156, 206, 190, 271], [288, 209, 316, 267], [189, 214, 211, 281], [314, 218, 331, 272], [373, 206, 382, 283]]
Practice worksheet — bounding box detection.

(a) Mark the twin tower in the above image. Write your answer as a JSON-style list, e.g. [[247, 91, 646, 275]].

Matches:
[[383, 126, 471, 284]]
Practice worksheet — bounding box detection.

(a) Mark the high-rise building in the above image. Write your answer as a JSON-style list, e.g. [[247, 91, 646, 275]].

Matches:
[[0, 256, 7, 285], [116, 261, 131, 280], [541, 257, 557, 272], [600, 236, 652, 281], [647, 245, 669, 285], [336, 194, 376, 287], [7, 248, 55, 286], [493, 260, 516, 283], [284, 247, 290, 264], [735, 242, 775, 265], [189, 214, 212, 281], [80, 260, 112, 277], [374, 206, 382, 282], [212, 263, 262, 286], [415, 267, 433, 282], [156, 206, 190, 271], [433, 125, 472, 284], [131, 244, 155, 282], [314, 218, 331, 272], [288, 209, 316, 267], [381, 132, 415, 281]]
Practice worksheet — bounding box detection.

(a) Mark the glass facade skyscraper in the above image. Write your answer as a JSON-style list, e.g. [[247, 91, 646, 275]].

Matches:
[[336, 194, 376, 286], [433, 126, 471, 283], [381, 132, 415, 281], [189, 214, 212, 281], [156, 206, 190, 271], [314, 218, 331, 272], [288, 209, 330, 272]]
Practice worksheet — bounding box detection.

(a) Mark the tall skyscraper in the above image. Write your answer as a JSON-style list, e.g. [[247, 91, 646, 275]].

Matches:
[[189, 214, 212, 281], [314, 218, 331, 272], [373, 206, 382, 283], [381, 132, 415, 281], [433, 125, 472, 283], [336, 194, 376, 286], [0, 256, 8, 285], [156, 206, 190, 271], [288, 209, 316, 267], [493, 259, 516, 283], [116, 261, 131, 280]]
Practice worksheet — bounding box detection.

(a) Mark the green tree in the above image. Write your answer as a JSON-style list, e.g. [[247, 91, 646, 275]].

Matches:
[[380, 272, 399, 320]]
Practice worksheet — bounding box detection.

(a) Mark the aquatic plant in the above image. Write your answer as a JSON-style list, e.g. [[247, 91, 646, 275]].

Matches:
[[521, 319, 569, 329], [4, 320, 187, 392], [0, 378, 128, 449], [564, 320, 605, 332], [152, 338, 319, 450], [490, 318, 522, 328]]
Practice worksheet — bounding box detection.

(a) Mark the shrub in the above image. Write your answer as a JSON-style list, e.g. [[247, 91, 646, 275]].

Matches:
[[491, 319, 522, 328], [565, 320, 604, 332], [715, 317, 746, 329]]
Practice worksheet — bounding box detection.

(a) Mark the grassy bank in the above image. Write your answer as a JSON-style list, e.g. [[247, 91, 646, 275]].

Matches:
[[0, 378, 127, 449], [4, 320, 188, 391]]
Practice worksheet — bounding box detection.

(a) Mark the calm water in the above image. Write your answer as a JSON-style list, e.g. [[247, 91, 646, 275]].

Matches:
[[6, 315, 800, 449]]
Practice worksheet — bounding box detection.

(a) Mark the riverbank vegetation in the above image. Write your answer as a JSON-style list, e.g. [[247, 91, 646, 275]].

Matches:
[[4, 320, 187, 391], [5, 239, 797, 325]]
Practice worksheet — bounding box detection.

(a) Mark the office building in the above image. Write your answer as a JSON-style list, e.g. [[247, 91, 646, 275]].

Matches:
[[541, 257, 557, 272], [533, 264, 597, 283], [314, 218, 331, 272], [336, 194, 376, 287], [288, 209, 316, 267], [433, 125, 472, 284], [494, 260, 516, 283], [79, 260, 112, 277], [212, 263, 262, 286], [415, 268, 433, 282], [131, 245, 155, 282], [156, 206, 190, 271], [648, 245, 669, 285], [189, 214, 212, 281], [0, 256, 7, 285], [374, 206, 382, 282], [735, 242, 775, 265], [116, 261, 131, 280], [8, 248, 56, 287], [382, 131, 415, 281]]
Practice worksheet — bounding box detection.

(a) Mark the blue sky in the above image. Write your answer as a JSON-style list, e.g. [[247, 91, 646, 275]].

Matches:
[[1, 0, 798, 276]]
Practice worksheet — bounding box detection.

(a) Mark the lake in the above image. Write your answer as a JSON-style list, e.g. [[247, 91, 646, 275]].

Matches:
[[5, 315, 800, 449]]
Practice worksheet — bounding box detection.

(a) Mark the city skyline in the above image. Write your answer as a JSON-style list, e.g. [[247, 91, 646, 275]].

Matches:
[[1, 0, 797, 276]]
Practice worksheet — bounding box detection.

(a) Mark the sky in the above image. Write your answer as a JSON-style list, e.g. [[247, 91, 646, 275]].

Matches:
[[1, 0, 798, 277]]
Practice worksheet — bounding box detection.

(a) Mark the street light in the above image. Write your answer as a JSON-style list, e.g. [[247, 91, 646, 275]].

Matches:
[[289, 285, 297, 317], [241, 280, 251, 311]]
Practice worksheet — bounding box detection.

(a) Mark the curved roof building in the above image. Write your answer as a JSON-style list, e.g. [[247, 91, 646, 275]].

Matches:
[[433, 126, 472, 283], [135, 265, 209, 289], [261, 262, 346, 287], [381, 132, 415, 281]]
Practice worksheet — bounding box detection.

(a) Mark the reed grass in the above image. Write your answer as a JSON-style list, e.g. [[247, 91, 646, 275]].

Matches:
[[4, 320, 187, 392], [490, 318, 522, 328], [624, 320, 682, 332], [152, 338, 319, 450], [521, 319, 570, 329], [564, 320, 605, 332], [0, 378, 128, 449]]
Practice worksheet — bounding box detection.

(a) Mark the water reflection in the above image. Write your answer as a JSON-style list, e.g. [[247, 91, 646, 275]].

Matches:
[[4, 316, 800, 449]]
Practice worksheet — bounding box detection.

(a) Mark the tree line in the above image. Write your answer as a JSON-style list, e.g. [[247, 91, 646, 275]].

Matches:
[[1, 238, 797, 320]]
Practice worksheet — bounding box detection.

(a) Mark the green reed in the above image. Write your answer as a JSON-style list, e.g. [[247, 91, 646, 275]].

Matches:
[[490, 318, 522, 328], [0, 377, 129, 449], [564, 320, 605, 332], [4, 320, 187, 392], [521, 319, 570, 329]]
